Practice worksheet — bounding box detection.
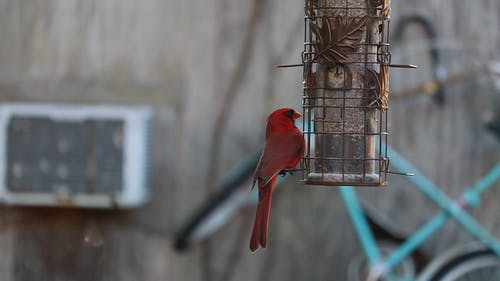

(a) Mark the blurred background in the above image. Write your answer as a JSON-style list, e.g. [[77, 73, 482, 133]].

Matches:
[[0, 0, 499, 280]]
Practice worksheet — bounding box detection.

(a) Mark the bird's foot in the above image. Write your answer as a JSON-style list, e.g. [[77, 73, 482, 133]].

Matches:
[[278, 169, 295, 177]]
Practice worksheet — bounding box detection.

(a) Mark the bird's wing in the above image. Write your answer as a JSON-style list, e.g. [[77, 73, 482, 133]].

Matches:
[[254, 131, 304, 186]]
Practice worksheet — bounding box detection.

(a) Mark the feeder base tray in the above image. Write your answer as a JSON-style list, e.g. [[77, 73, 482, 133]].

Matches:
[[303, 172, 387, 187]]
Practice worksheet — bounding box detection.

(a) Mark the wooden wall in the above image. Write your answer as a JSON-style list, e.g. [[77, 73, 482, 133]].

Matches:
[[0, 0, 498, 280]]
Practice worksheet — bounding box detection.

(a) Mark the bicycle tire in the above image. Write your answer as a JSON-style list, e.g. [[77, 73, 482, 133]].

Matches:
[[347, 240, 417, 281], [173, 149, 302, 251], [173, 151, 260, 251], [417, 242, 500, 281], [487, 118, 500, 140]]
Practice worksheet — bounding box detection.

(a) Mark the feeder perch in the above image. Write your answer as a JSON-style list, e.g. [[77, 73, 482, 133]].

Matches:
[[301, 0, 391, 186]]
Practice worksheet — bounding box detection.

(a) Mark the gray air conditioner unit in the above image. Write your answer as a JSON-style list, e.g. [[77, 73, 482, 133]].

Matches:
[[0, 103, 151, 208]]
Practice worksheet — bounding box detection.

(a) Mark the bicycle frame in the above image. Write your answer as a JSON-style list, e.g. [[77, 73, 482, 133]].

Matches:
[[340, 145, 500, 278]]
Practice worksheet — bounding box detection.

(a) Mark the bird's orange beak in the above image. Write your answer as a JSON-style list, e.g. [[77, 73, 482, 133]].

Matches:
[[292, 111, 302, 120]]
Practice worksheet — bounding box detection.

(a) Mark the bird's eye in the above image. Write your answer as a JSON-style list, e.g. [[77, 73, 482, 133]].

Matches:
[[287, 109, 294, 118]]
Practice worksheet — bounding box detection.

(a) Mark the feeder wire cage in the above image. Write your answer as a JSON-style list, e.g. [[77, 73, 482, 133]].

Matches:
[[301, 0, 391, 186]]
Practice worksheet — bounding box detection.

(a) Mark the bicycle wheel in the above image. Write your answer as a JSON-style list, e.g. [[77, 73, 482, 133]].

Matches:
[[347, 241, 417, 281], [172, 150, 296, 251], [418, 242, 500, 281], [173, 151, 260, 251]]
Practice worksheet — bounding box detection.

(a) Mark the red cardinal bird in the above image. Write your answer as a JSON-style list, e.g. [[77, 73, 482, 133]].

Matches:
[[250, 107, 305, 252]]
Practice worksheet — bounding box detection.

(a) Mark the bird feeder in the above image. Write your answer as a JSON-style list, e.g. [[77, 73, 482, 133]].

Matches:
[[301, 0, 391, 186]]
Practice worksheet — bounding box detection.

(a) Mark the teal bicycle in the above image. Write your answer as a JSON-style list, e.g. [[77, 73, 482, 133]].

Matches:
[[173, 15, 500, 281], [173, 137, 500, 281]]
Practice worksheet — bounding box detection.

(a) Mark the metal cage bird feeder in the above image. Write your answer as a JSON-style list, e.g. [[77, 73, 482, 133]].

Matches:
[[301, 0, 391, 186]]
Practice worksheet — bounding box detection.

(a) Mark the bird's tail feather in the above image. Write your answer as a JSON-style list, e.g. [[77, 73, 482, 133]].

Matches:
[[250, 177, 277, 252]]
